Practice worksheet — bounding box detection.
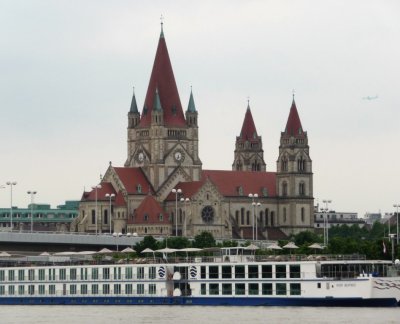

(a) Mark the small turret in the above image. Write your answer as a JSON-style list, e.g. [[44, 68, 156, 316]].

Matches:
[[151, 88, 164, 125], [128, 87, 140, 128], [186, 88, 198, 127]]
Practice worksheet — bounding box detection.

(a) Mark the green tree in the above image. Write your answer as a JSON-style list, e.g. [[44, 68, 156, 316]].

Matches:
[[193, 231, 216, 248], [134, 235, 159, 253]]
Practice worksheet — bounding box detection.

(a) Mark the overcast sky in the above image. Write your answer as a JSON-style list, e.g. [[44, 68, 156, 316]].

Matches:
[[1, 0, 399, 218]]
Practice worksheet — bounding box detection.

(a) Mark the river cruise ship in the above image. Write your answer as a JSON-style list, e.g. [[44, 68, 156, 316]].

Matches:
[[0, 247, 399, 306]]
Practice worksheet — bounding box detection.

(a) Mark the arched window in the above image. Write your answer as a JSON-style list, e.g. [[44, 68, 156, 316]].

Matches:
[[281, 156, 288, 172], [235, 210, 239, 224], [299, 182, 305, 196], [246, 211, 250, 225], [271, 211, 275, 227], [301, 207, 305, 222], [179, 208, 183, 224], [241, 208, 245, 225], [283, 207, 287, 223], [104, 209, 108, 225], [297, 156, 306, 172], [259, 211, 264, 226], [91, 210, 95, 224], [265, 208, 269, 226], [282, 182, 288, 196]]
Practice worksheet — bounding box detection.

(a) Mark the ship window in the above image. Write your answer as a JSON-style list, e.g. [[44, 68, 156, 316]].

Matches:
[[49, 285, 56, 295], [49, 269, 56, 281], [124, 267, 132, 279], [8, 285, 15, 295], [125, 284, 133, 294], [38, 285, 45, 295], [70, 284, 77, 295], [103, 284, 110, 294], [248, 265, 258, 278], [201, 266, 206, 279], [81, 268, 88, 281], [317, 283, 321, 289], [200, 283, 206, 295], [92, 284, 98, 294], [39, 269, 45, 281], [137, 267, 144, 279], [290, 265, 301, 278], [262, 283, 273, 295], [18, 285, 25, 295], [92, 268, 99, 280], [114, 284, 121, 294], [70, 268, 77, 280], [209, 283, 219, 295], [222, 283, 232, 295], [149, 267, 156, 279], [235, 283, 245, 295], [262, 265, 272, 278], [235, 265, 245, 279], [28, 269, 35, 281], [149, 284, 156, 295], [81, 284, 88, 295], [137, 283, 144, 294], [18, 269, 25, 281], [103, 268, 110, 280], [28, 285, 35, 295], [60, 269, 66, 280], [0, 285, 4, 295], [249, 283, 259, 295], [276, 283, 287, 295], [209, 266, 219, 279], [290, 283, 301, 295], [275, 265, 287, 278], [114, 267, 121, 280], [8, 270, 15, 281], [0, 270, 4, 281], [222, 266, 232, 279]]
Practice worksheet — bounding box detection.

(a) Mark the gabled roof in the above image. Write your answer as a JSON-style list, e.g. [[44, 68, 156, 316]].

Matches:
[[139, 29, 186, 127], [165, 170, 276, 201], [239, 104, 258, 141], [202, 170, 276, 197], [127, 194, 170, 225], [114, 191, 126, 207], [284, 98, 305, 137], [81, 182, 116, 202], [113, 167, 152, 195]]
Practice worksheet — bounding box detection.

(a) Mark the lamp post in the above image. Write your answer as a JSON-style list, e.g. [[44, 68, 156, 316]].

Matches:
[[255, 201, 261, 241], [180, 197, 190, 237], [27, 191, 37, 233], [113, 232, 122, 251], [322, 199, 332, 247], [6, 182, 17, 231], [394, 204, 400, 245], [105, 193, 115, 234], [248, 193, 259, 241], [92, 184, 102, 235], [172, 188, 182, 236]]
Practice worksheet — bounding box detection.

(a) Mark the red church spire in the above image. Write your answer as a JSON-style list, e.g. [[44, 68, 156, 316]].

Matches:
[[284, 97, 304, 137], [240, 102, 258, 140], [139, 25, 186, 127]]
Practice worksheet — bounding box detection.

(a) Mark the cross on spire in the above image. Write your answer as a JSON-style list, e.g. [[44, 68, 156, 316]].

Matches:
[[292, 89, 295, 99]]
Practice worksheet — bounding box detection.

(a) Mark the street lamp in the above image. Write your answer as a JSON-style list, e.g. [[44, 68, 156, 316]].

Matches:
[[105, 193, 115, 234], [248, 193, 259, 241], [113, 232, 122, 251], [27, 191, 37, 233], [394, 204, 400, 245], [180, 197, 190, 237], [322, 199, 332, 247], [92, 184, 102, 235], [6, 182, 17, 231], [172, 188, 182, 236]]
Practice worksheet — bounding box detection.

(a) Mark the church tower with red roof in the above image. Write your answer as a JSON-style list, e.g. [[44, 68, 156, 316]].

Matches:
[[125, 24, 202, 191], [232, 102, 266, 171], [276, 97, 313, 233]]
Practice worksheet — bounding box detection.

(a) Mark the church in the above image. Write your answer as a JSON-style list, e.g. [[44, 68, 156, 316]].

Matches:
[[71, 25, 314, 240]]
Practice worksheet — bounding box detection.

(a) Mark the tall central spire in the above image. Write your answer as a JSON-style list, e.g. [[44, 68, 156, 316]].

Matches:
[[240, 102, 258, 140], [139, 24, 186, 127]]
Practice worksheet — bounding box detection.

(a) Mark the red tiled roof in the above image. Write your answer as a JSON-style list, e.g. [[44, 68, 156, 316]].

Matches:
[[113, 167, 152, 195], [127, 195, 170, 225], [202, 170, 276, 197], [114, 191, 126, 207], [81, 182, 116, 202], [239, 105, 258, 141], [139, 32, 186, 127], [284, 99, 305, 137], [165, 170, 276, 200]]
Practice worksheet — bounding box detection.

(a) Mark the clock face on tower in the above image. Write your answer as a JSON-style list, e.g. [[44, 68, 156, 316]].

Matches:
[[174, 150, 185, 162], [137, 151, 145, 163]]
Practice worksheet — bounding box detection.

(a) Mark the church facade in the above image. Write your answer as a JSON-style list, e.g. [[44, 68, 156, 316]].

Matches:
[[71, 26, 314, 240]]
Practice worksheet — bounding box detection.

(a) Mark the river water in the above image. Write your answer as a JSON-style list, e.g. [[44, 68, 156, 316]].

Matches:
[[0, 306, 399, 324]]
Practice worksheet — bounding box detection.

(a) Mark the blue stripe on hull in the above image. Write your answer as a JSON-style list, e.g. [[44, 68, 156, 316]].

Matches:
[[0, 296, 398, 307]]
